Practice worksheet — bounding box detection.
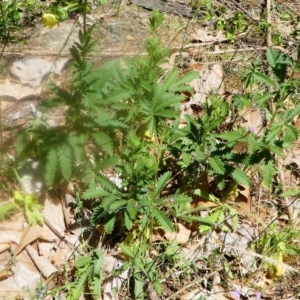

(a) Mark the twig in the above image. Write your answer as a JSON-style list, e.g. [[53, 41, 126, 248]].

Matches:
[[266, 0, 272, 47], [225, 245, 300, 273], [201, 45, 286, 56], [229, 0, 260, 23], [164, 269, 221, 300], [1, 49, 146, 58]]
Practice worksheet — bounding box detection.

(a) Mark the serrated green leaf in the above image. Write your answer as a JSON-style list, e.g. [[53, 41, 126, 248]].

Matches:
[[153, 172, 172, 199], [204, 208, 223, 225], [124, 210, 133, 230], [45, 148, 58, 187], [154, 94, 183, 111], [106, 89, 132, 102], [154, 109, 178, 118], [169, 71, 199, 92], [69, 46, 81, 66], [68, 134, 88, 162], [101, 195, 119, 210], [92, 131, 113, 155], [75, 256, 92, 269], [214, 130, 244, 142], [267, 47, 280, 68], [255, 92, 273, 107], [209, 156, 225, 174], [58, 144, 72, 181], [266, 123, 282, 142], [253, 72, 278, 89], [171, 194, 192, 204], [104, 215, 116, 234], [69, 266, 91, 300], [163, 69, 178, 88], [127, 199, 138, 220], [284, 124, 298, 143], [109, 200, 127, 212], [92, 251, 103, 298], [229, 207, 238, 232], [284, 104, 300, 123], [263, 159, 274, 187], [119, 243, 134, 258], [232, 168, 251, 186], [152, 206, 173, 231], [134, 274, 145, 300], [82, 188, 110, 199], [280, 189, 299, 197]]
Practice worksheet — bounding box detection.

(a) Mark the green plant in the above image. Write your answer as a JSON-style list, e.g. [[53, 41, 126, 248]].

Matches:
[[215, 12, 248, 40], [254, 223, 300, 277], [0, 0, 22, 49], [16, 9, 198, 298], [47, 0, 106, 21], [16, 22, 124, 190], [66, 249, 104, 300], [14, 1, 300, 298]]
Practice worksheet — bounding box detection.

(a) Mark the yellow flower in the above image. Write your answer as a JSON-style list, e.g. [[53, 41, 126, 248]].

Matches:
[[144, 131, 156, 143], [42, 13, 58, 28]]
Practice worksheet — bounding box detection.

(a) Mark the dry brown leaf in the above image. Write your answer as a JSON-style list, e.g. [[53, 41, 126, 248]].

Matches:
[[48, 238, 79, 266], [37, 240, 57, 259], [14, 224, 57, 256], [0, 249, 42, 298], [103, 255, 129, 300], [63, 194, 76, 226], [0, 80, 43, 100], [189, 63, 224, 105], [180, 288, 202, 300], [0, 230, 23, 252], [191, 29, 226, 42], [180, 64, 224, 123], [25, 244, 57, 278], [238, 108, 264, 134], [10, 57, 68, 87], [234, 183, 251, 213], [164, 223, 191, 244], [284, 142, 300, 167], [42, 197, 66, 237], [294, 115, 300, 129]]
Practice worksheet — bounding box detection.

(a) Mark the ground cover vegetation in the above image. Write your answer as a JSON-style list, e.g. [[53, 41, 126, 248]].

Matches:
[[1, 0, 300, 299]]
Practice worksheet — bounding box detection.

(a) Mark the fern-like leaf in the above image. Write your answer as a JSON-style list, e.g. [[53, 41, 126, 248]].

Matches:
[[91, 250, 103, 298], [104, 214, 116, 234], [68, 265, 91, 300], [126, 199, 138, 220], [168, 71, 199, 92], [231, 168, 251, 186], [58, 144, 73, 181], [284, 124, 298, 144], [153, 172, 172, 199], [82, 188, 110, 200], [45, 148, 58, 187], [109, 200, 127, 212], [92, 131, 113, 155], [209, 156, 225, 174], [124, 210, 134, 230], [68, 134, 88, 162], [152, 206, 173, 231], [263, 159, 275, 187], [171, 194, 192, 204]]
